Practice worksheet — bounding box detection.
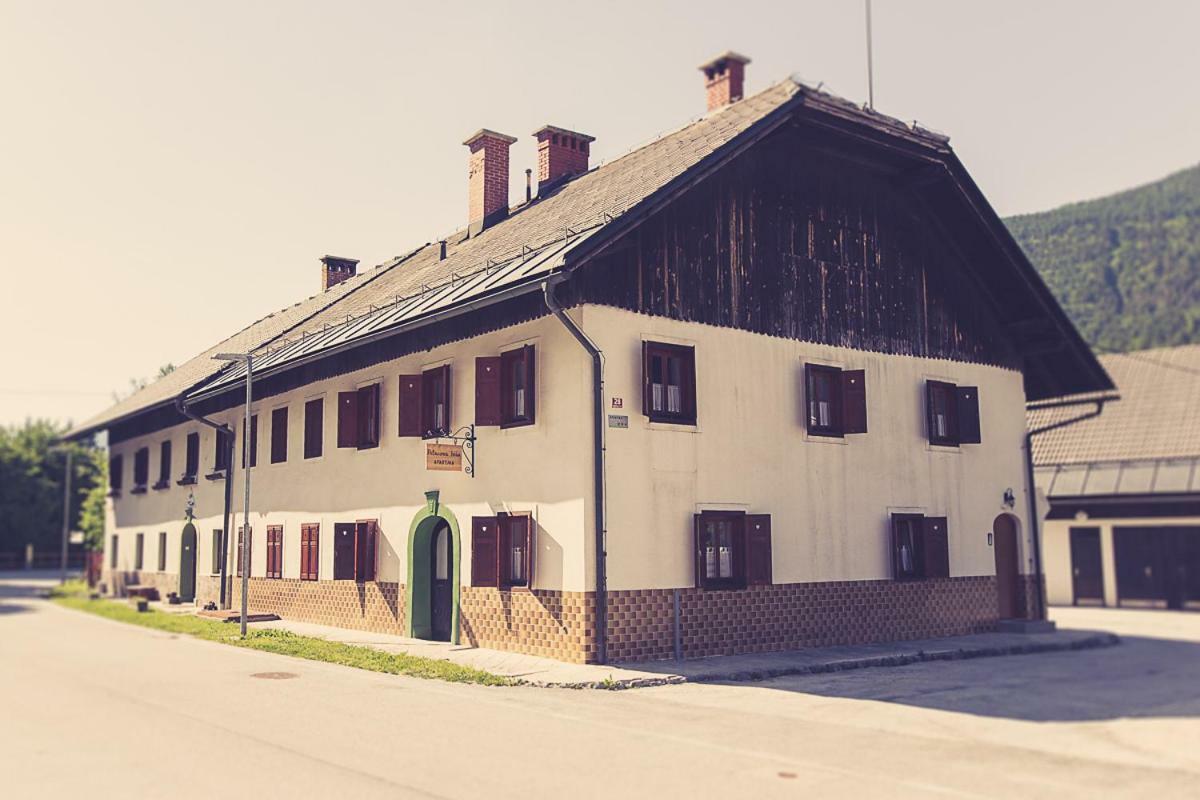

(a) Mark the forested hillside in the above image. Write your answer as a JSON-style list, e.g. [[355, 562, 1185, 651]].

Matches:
[[1005, 163, 1200, 353]]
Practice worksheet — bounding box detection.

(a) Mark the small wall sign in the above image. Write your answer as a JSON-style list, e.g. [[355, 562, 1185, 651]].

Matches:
[[426, 443, 463, 472], [611, 397, 623, 408], [608, 414, 629, 429]]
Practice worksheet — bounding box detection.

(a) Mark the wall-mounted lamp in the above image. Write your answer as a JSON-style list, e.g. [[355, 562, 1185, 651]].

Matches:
[[1002, 488, 1016, 509], [987, 532, 993, 546]]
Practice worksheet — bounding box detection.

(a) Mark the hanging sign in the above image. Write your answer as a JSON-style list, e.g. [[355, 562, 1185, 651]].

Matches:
[[426, 443, 464, 472]]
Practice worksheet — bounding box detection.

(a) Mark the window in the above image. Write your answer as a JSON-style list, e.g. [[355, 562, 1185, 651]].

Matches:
[[303, 399, 323, 459], [501, 346, 535, 427], [332, 521, 376, 581], [265, 525, 283, 579], [154, 440, 171, 490], [270, 407, 288, 464], [337, 384, 380, 449], [422, 365, 452, 437], [890, 514, 949, 581], [110, 535, 118, 569], [692, 511, 773, 590], [642, 342, 696, 424], [300, 523, 320, 580], [132, 447, 150, 493], [926, 380, 981, 446], [236, 526, 251, 578], [241, 414, 258, 468], [211, 429, 231, 477], [181, 432, 200, 484], [135, 533, 145, 570], [211, 530, 222, 574], [157, 531, 167, 571], [804, 364, 867, 437], [470, 513, 536, 589], [109, 455, 123, 495]]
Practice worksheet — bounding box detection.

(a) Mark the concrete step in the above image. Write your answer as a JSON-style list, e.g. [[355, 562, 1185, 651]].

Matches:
[[996, 618, 1057, 634]]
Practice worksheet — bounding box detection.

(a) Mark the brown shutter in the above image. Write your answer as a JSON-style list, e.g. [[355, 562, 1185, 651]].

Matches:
[[841, 369, 867, 434], [526, 515, 536, 590], [693, 513, 704, 588], [185, 433, 199, 477], [299, 526, 310, 580], [337, 391, 358, 448], [303, 399, 323, 459], [522, 345, 535, 424], [398, 374, 423, 436], [442, 364, 453, 431], [922, 516, 950, 579], [642, 341, 653, 417], [357, 384, 380, 448], [475, 357, 501, 426], [925, 380, 941, 444], [355, 521, 376, 582], [271, 407, 288, 463], [955, 386, 981, 444], [745, 514, 773, 585], [471, 517, 499, 587]]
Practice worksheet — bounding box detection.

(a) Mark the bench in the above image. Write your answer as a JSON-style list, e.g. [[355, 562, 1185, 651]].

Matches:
[[124, 585, 160, 601]]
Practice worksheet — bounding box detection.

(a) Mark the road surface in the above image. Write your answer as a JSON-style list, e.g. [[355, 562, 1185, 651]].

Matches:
[[3, 573, 1198, 799]]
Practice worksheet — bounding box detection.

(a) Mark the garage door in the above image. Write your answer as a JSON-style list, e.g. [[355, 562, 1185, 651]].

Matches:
[[1113, 526, 1200, 610]]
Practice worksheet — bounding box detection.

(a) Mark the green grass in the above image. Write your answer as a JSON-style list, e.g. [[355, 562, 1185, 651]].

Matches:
[[49, 582, 513, 686]]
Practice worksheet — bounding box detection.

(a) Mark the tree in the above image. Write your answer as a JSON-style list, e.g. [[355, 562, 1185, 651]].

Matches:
[[112, 362, 176, 402]]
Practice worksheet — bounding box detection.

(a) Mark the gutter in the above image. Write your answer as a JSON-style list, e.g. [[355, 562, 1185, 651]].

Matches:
[[174, 393, 237, 609], [542, 276, 608, 665], [1023, 394, 1116, 620]]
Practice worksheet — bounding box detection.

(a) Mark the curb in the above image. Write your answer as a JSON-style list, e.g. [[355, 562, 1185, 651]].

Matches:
[[537, 632, 1121, 691]]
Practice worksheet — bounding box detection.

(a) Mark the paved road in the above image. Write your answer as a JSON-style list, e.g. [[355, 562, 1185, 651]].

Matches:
[[3, 575, 1198, 799]]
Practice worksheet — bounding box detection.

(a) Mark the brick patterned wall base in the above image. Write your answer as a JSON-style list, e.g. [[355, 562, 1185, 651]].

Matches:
[[605, 576, 1001, 663], [101, 569, 178, 599], [459, 588, 595, 663], [232, 578, 405, 636]]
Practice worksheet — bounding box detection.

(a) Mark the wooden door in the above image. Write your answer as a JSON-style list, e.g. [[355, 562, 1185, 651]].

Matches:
[[333, 523, 356, 580], [430, 522, 452, 642], [178, 524, 197, 602], [993, 516, 1020, 619], [1069, 527, 1104, 604]]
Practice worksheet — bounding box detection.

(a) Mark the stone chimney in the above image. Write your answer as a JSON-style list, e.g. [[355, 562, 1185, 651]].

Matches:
[[320, 255, 358, 291], [463, 129, 517, 236], [532, 125, 595, 195], [699, 51, 750, 112]]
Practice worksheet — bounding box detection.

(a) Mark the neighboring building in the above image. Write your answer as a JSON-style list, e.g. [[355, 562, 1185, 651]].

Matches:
[[1033, 345, 1200, 610], [67, 54, 1111, 664]]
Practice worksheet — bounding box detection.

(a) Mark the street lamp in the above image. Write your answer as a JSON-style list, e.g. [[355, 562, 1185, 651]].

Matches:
[[214, 351, 253, 637]]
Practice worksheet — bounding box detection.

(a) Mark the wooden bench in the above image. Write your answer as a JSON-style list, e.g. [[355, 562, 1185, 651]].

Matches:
[[124, 585, 160, 601]]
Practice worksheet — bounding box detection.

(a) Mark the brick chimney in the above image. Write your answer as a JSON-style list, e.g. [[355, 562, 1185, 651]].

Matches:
[[320, 255, 358, 291], [532, 125, 595, 195], [699, 51, 750, 112], [463, 129, 517, 236]]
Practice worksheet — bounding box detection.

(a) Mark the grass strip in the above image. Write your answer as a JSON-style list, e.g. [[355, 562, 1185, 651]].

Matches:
[[49, 582, 513, 686]]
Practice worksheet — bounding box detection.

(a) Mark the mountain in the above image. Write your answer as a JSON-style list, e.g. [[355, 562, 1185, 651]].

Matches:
[[1005, 163, 1200, 353]]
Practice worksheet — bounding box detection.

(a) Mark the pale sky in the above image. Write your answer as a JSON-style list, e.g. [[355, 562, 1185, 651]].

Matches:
[[2, 0, 1197, 427]]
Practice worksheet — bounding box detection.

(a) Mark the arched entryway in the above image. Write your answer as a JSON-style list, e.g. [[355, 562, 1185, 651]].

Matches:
[[179, 523, 197, 603], [406, 491, 461, 643], [993, 514, 1021, 619]]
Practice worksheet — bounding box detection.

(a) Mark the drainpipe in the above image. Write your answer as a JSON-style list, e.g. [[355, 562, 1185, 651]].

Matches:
[[174, 393, 236, 609], [543, 277, 607, 664], [1024, 396, 1111, 621]]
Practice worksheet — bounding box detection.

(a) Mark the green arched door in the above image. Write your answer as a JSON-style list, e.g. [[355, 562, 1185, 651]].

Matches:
[[179, 523, 197, 602]]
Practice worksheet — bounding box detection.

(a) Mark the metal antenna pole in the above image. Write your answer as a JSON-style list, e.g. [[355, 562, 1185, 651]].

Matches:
[[60, 448, 72, 584], [240, 355, 253, 638], [865, 0, 875, 110]]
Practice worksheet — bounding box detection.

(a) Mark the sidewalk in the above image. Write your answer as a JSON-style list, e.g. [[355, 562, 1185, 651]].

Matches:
[[248, 615, 1119, 689]]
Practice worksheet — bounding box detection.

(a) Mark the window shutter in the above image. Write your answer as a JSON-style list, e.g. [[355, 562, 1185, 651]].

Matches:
[[693, 513, 704, 588], [355, 521, 376, 582], [745, 514, 773, 585], [333, 523, 356, 579], [955, 386, 981, 444], [642, 341, 653, 417], [471, 517, 499, 587], [522, 345, 535, 424], [357, 384, 380, 448], [398, 374, 423, 436], [922, 516, 950, 579], [925, 381, 939, 444], [159, 441, 171, 484], [841, 370, 868, 434], [299, 526, 309, 580], [303, 398, 323, 459], [475, 357, 502, 426], [525, 515, 536, 590], [186, 433, 199, 477], [337, 391, 358, 448], [270, 407, 288, 463]]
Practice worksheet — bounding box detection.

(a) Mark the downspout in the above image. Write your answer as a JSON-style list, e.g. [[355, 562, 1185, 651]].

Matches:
[[175, 393, 236, 609], [1023, 396, 1111, 621], [543, 277, 607, 664]]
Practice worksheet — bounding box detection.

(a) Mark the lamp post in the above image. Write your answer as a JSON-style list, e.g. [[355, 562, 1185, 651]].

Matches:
[[214, 351, 253, 637]]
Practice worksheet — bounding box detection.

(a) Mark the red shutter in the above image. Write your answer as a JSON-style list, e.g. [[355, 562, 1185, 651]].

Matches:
[[299, 526, 310, 580], [922, 516, 950, 579], [300, 524, 320, 581], [337, 391, 358, 448], [745, 514, 773, 585], [471, 517, 499, 587], [398, 374, 423, 437], [841, 369, 867, 434], [357, 384, 380, 448], [475, 357, 502, 426], [955, 386, 981, 444]]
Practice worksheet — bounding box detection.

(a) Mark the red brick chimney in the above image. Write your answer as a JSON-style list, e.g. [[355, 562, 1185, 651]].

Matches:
[[320, 255, 358, 291], [532, 125, 595, 195], [463, 129, 517, 235], [699, 51, 751, 112]]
